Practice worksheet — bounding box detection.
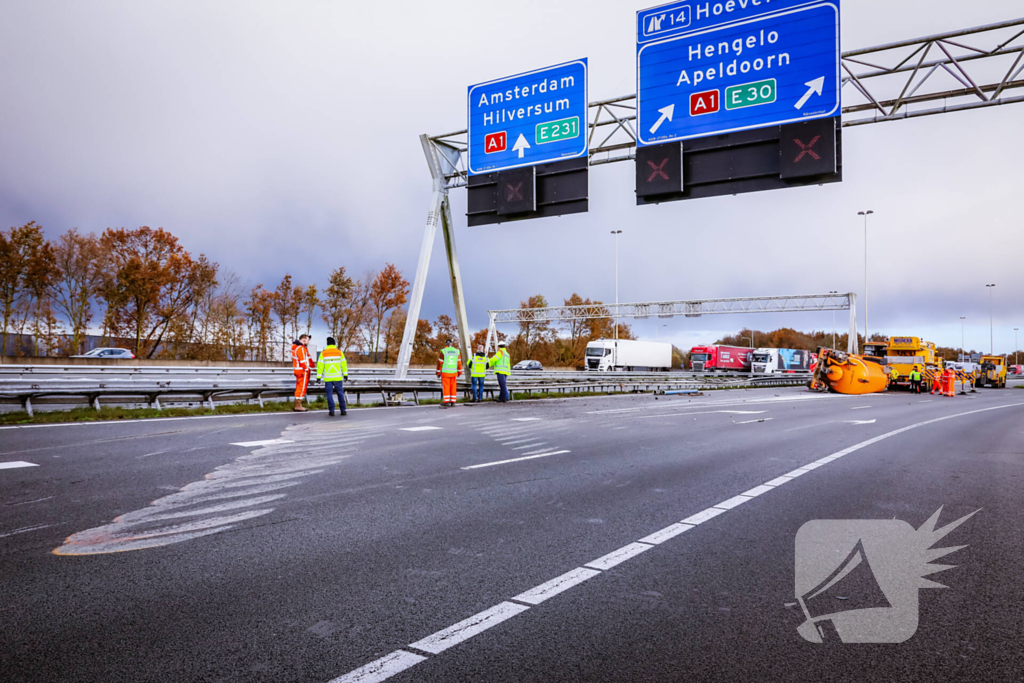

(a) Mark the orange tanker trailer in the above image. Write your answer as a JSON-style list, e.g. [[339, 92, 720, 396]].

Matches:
[[811, 348, 889, 395]]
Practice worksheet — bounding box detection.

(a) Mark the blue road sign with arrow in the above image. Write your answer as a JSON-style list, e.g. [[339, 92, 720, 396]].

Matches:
[[467, 59, 589, 176], [636, 1, 840, 146]]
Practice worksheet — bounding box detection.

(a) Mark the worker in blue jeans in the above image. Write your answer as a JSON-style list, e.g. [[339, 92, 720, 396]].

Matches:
[[316, 337, 349, 416], [470, 348, 487, 402], [488, 342, 512, 403]]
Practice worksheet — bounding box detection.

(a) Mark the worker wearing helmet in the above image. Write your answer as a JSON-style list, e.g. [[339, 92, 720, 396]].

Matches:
[[889, 366, 899, 390], [489, 342, 512, 403], [909, 366, 922, 394]]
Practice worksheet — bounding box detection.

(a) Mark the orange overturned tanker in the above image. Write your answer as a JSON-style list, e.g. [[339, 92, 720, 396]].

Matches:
[[810, 348, 889, 395]]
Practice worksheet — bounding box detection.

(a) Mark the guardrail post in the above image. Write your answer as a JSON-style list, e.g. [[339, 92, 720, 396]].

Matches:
[[23, 396, 33, 418]]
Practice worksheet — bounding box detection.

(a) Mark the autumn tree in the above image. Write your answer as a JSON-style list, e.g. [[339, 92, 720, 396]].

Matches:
[[409, 318, 436, 365], [272, 274, 302, 358], [366, 264, 410, 362], [50, 229, 106, 355], [321, 266, 370, 354], [513, 294, 553, 361], [430, 314, 460, 357], [98, 227, 218, 358], [0, 222, 57, 356], [245, 285, 277, 361], [300, 285, 319, 337]]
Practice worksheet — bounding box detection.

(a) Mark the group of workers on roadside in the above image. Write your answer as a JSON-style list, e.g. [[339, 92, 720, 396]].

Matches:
[[291, 334, 348, 415], [437, 339, 512, 408], [290, 334, 514, 414], [890, 364, 973, 396]]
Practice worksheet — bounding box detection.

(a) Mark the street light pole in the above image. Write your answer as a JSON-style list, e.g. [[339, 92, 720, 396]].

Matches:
[[960, 317, 966, 361], [742, 336, 753, 348], [986, 284, 996, 354], [858, 211, 874, 342], [611, 230, 622, 368], [1015, 328, 1019, 366], [830, 290, 838, 349]]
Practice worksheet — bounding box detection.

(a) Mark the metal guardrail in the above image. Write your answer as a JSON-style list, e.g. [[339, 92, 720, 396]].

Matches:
[[0, 365, 812, 416]]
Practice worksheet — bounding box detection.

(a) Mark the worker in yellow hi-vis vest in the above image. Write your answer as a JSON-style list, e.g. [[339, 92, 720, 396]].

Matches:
[[436, 340, 462, 408], [316, 336, 349, 416], [488, 341, 512, 403], [470, 348, 488, 403]]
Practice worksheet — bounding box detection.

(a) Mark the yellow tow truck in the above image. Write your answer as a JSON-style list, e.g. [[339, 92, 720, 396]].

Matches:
[[977, 355, 1007, 389], [879, 336, 943, 392]]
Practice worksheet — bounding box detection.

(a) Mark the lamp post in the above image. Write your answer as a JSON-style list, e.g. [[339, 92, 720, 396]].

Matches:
[[655, 324, 667, 341], [986, 284, 996, 354], [830, 290, 838, 349], [742, 336, 753, 348], [1015, 328, 1019, 366], [611, 230, 622, 367], [960, 317, 966, 362], [858, 211, 874, 342]]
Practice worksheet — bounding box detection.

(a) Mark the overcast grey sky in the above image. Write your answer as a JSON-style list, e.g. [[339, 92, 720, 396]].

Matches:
[[1, 1, 1021, 354]]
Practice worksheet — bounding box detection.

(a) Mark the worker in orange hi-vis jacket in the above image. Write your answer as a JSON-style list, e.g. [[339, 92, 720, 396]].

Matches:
[[436, 339, 463, 408], [291, 334, 313, 412]]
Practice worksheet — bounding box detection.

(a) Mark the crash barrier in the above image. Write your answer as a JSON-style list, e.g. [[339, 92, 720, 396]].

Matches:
[[0, 366, 811, 417]]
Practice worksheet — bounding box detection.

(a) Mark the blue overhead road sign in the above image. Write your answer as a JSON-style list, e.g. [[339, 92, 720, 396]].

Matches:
[[468, 59, 589, 176], [637, 1, 840, 146]]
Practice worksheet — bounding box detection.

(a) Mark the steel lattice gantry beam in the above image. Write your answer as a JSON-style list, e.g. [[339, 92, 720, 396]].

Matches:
[[485, 293, 860, 355], [427, 18, 1024, 186]]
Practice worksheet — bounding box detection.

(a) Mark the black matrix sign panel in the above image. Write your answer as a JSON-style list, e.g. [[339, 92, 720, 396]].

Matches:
[[636, 116, 841, 205], [636, 142, 684, 198], [468, 157, 588, 227]]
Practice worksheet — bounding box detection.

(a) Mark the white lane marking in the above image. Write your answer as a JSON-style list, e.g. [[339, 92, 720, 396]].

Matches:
[[851, 406, 872, 410], [230, 439, 294, 448], [328, 650, 428, 683], [919, 400, 933, 403], [848, 419, 877, 425], [638, 522, 694, 545], [460, 451, 570, 470], [0, 461, 39, 470], [519, 448, 556, 456], [511, 442, 546, 451], [735, 417, 773, 424], [0, 523, 55, 538], [584, 542, 653, 571], [681, 507, 727, 525], [512, 568, 600, 605], [497, 435, 546, 445], [5, 496, 55, 506], [408, 602, 529, 654], [512, 418, 541, 422], [586, 394, 836, 415], [328, 400, 1024, 683], [713, 494, 753, 510], [740, 484, 775, 498], [763, 475, 795, 487], [399, 426, 443, 432], [637, 410, 767, 421]]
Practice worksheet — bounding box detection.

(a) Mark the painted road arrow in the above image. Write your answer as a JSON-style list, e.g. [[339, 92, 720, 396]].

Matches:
[[794, 77, 825, 110], [648, 104, 675, 135], [512, 134, 531, 159]]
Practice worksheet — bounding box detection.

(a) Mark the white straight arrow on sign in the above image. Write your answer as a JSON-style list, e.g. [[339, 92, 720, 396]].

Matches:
[[794, 77, 825, 110], [649, 104, 675, 134], [512, 134, 531, 159]]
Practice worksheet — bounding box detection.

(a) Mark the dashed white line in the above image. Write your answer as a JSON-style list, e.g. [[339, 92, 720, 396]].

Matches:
[[584, 542, 653, 571], [230, 439, 294, 448], [681, 507, 727, 525], [399, 426, 443, 432], [637, 522, 694, 545], [460, 450, 571, 470], [851, 406, 873, 410], [713, 494, 753, 511], [0, 461, 39, 470], [511, 442, 546, 451], [328, 650, 427, 683], [408, 602, 529, 654], [512, 568, 600, 605], [735, 417, 773, 424], [0, 523, 55, 538], [511, 418, 541, 422]]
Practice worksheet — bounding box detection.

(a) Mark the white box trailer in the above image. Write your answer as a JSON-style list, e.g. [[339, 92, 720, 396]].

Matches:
[[584, 339, 672, 372], [750, 348, 813, 374]]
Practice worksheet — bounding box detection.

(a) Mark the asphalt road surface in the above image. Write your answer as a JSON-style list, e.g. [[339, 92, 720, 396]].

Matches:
[[2, 386, 1023, 682]]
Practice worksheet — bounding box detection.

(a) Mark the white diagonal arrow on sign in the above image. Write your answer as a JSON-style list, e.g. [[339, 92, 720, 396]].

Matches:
[[649, 104, 675, 135], [512, 134, 531, 159], [794, 77, 825, 110]]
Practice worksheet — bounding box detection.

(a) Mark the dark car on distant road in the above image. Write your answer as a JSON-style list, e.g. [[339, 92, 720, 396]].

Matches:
[[513, 360, 543, 371]]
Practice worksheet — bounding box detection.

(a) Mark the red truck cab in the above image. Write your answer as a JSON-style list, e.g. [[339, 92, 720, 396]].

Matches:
[[689, 345, 753, 372]]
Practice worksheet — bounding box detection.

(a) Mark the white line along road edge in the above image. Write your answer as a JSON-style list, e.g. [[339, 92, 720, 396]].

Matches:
[[327, 402, 1024, 683]]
